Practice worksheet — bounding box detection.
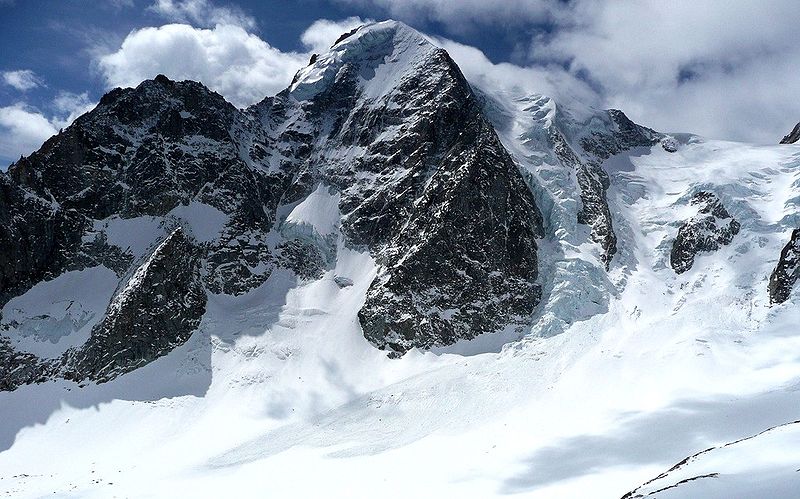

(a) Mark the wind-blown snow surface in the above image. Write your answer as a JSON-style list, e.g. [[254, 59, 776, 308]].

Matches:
[[1, 127, 799, 497]]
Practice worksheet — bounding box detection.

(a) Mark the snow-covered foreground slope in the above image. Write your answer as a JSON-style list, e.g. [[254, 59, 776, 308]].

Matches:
[[622, 420, 800, 498], [2, 126, 800, 497]]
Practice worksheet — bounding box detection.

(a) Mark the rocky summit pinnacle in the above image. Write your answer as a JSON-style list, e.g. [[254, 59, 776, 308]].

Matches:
[[261, 19, 546, 355]]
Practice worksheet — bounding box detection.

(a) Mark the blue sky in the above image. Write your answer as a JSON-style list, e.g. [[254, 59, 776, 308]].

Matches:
[[2, 0, 800, 166]]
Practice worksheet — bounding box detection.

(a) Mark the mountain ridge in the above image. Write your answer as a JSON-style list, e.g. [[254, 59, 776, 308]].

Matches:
[[1, 19, 800, 499], [2, 20, 548, 384], [3, 20, 798, 387]]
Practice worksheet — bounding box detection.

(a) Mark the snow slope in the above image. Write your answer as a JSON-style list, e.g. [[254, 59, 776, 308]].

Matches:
[[1, 22, 800, 498], [622, 420, 800, 498], [1, 135, 799, 498]]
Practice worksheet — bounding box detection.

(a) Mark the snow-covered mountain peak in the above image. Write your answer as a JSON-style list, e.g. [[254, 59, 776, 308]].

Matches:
[[3, 19, 800, 499], [288, 20, 441, 101]]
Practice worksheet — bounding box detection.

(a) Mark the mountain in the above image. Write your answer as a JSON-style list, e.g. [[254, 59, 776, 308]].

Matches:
[[1, 21, 546, 386], [1, 20, 800, 498]]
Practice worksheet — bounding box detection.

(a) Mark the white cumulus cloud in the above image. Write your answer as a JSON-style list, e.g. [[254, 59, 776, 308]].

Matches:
[[338, 0, 800, 142], [300, 16, 370, 54], [51, 91, 96, 129], [96, 23, 308, 108], [434, 37, 601, 112], [0, 92, 96, 163], [0, 105, 57, 160], [531, 0, 800, 142], [94, 17, 377, 108], [2, 70, 44, 92], [337, 0, 559, 32]]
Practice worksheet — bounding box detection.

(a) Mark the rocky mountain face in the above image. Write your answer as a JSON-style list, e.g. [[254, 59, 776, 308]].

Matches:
[[64, 227, 206, 383], [1, 20, 798, 391], [0, 21, 547, 387], [670, 191, 741, 274], [574, 109, 662, 267], [250, 24, 545, 354], [769, 229, 800, 304], [478, 91, 663, 271], [780, 122, 800, 144]]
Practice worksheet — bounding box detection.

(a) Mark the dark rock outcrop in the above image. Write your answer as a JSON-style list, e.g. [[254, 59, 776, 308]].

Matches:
[[64, 228, 206, 383], [242, 22, 547, 355], [1, 228, 207, 390], [575, 164, 617, 268], [768, 229, 800, 304], [0, 335, 54, 392], [357, 113, 543, 354], [0, 175, 85, 311], [6, 76, 290, 298], [0, 77, 251, 390], [780, 122, 800, 144], [670, 192, 740, 274], [538, 107, 659, 269], [578, 109, 660, 268]]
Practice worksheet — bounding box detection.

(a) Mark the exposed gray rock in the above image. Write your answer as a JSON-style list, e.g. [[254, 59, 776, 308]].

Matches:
[[575, 163, 617, 268], [333, 276, 354, 288], [768, 229, 800, 304], [530, 106, 659, 270], [1, 227, 206, 389], [357, 114, 543, 354], [63, 228, 206, 383], [780, 122, 800, 144], [69, 231, 134, 277], [0, 20, 603, 385], [661, 136, 679, 152], [580, 109, 659, 161], [275, 239, 328, 280], [7, 75, 290, 298], [670, 192, 740, 274], [0, 335, 54, 392], [0, 175, 85, 312], [269, 23, 544, 355], [245, 22, 546, 355], [578, 109, 660, 268]]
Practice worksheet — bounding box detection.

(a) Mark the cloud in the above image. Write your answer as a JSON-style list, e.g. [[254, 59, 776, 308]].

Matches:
[[434, 37, 601, 111], [300, 17, 370, 54], [96, 23, 308, 108], [0, 92, 95, 163], [0, 105, 57, 161], [530, 0, 800, 142], [337, 0, 559, 32], [51, 91, 96, 129], [148, 0, 256, 29], [95, 17, 377, 108], [339, 0, 800, 142], [2, 70, 44, 91]]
